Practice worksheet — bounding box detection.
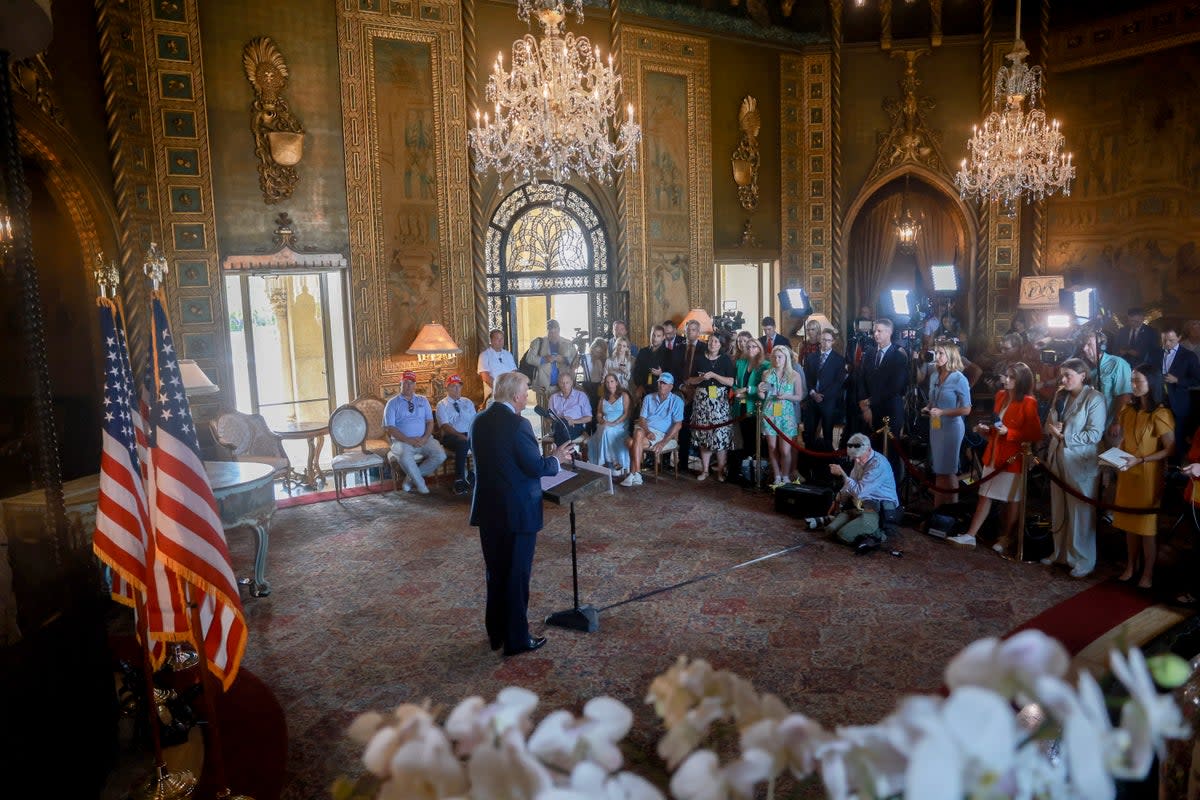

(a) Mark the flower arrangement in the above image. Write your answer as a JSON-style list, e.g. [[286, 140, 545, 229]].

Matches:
[[334, 631, 1191, 800]]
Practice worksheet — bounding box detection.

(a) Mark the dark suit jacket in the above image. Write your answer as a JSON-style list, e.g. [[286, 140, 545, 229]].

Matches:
[[1165, 346, 1200, 416], [857, 344, 909, 420], [632, 345, 669, 390], [804, 349, 847, 411], [759, 333, 790, 354], [469, 403, 560, 534], [669, 339, 704, 388], [1117, 324, 1159, 367]]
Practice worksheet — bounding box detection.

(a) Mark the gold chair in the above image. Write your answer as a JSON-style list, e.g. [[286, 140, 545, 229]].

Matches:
[[349, 395, 390, 459], [209, 410, 292, 489], [328, 405, 385, 500]]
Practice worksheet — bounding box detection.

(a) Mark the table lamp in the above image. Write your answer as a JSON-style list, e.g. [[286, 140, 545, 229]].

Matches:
[[679, 308, 714, 336], [179, 359, 219, 396], [406, 322, 462, 400]]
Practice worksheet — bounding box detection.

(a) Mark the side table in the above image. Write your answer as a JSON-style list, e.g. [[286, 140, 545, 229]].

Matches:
[[270, 420, 329, 489]]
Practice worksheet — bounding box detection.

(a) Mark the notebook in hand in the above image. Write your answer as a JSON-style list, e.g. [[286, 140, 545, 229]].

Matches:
[[1099, 447, 1135, 469]]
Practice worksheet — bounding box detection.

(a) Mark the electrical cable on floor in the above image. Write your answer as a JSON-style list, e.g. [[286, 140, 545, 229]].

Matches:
[[598, 543, 806, 612]]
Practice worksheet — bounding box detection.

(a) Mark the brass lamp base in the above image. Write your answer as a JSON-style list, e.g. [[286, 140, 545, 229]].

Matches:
[[132, 766, 197, 800]]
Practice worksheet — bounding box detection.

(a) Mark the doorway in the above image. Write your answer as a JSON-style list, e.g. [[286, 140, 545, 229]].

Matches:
[[715, 260, 780, 335], [224, 270, 352, 434]]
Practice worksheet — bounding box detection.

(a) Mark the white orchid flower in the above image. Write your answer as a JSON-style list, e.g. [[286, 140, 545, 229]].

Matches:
[[669, 749, 772, 800], [1110, 647, 1191, 778], [467, 725, 554, 800], [945, 631, 1069, 701], [528, 697, 634, 774], [657, 695, 727, 768], [647, 657, 722, 730], [386, 717, 469, 799], [347, 711, 386, 745], [774, 712, 832, 779], [537, 762, 667, 800], [1034, 674, 1116, 800], [445, 687, 540, 758], [905, 686, 1019, 800]]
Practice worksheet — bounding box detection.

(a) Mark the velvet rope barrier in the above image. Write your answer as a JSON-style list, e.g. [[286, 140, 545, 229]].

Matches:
[[1031, 456, 1160, 515], [885, 431, 1019, 494], [759, 413, 845, 460]]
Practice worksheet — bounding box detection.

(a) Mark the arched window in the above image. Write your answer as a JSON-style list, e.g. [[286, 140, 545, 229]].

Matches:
[[486, 183, 614, 357]]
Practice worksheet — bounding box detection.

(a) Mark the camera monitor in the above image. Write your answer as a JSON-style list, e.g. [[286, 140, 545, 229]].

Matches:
[[930, 264, 959, 293], [778, 287, 812, 317]]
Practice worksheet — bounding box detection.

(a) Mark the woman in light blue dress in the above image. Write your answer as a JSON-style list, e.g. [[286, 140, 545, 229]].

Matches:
[[924, 341, 971, 508], [589, 373, 631, 476]]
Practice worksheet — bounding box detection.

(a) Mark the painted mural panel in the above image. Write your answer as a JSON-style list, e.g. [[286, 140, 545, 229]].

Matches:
[[644, 70, 690, 324], [372, 36, 440, 359], [1046, 47, 1200, 316]]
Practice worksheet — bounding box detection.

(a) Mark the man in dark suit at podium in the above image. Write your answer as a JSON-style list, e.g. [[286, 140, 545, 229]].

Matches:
[[856, 318, 909, 484], [470, 371, 575, 656], [803, 328, 847, 452]]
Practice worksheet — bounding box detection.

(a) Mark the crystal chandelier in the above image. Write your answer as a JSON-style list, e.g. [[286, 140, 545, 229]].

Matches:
[[954, 0, 1074, 211], [468, 0, 641, 188], [893, 174, 922, 252]]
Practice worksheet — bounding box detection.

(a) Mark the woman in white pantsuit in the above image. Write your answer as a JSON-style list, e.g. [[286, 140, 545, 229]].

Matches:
[[1044, 358, 1107, 578]]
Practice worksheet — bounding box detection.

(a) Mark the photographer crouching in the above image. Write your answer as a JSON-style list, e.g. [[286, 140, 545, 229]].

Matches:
[[803, 433, 899, 554]]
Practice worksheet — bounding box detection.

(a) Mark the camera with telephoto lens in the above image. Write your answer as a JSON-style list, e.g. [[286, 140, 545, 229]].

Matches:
[[712, 309, 746, 338]]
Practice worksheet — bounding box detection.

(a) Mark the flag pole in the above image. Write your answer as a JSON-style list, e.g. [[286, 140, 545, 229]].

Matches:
[[184, 584, 254, 800], [95, 256, 197, 800]]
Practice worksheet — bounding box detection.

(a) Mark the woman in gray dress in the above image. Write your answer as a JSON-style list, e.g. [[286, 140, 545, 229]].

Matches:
[[924, 341, 972, 508]]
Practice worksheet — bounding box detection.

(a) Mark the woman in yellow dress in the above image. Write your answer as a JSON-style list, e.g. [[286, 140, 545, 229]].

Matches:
[[1113, 365, 1175, 589]]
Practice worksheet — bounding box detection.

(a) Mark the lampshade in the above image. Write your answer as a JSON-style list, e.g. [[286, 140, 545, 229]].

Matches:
[[679, 308, 714, 335], [406, 322, 462, 359], [179, 359, 219, 396]]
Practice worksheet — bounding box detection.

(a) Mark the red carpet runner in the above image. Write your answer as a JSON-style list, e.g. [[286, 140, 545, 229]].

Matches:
[[1006, 579, 1155, 655]]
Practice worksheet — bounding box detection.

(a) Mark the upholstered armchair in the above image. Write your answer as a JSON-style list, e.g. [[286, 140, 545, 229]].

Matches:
[[209, 410, 292, 485]]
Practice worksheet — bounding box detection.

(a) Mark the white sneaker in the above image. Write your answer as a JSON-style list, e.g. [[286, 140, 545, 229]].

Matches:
[[947, 534, 976, 547], [620, 472, 642, 487], [1038, 557, 1054, 566], [401, 478, 413, 492], [1069, 566, 1092, 579], [415, 483, 430, 495]]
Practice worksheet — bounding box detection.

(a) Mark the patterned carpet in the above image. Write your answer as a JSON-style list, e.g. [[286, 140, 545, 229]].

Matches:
[[227, 476, 1098, 799]]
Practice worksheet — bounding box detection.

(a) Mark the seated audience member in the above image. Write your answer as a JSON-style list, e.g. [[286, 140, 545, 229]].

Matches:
[[589, 374, 632, 477], [803, 433, 899, 554], [435, 374, 477, 494], [951, 362, 1043, 548], [631, 325, 668, 401], [478, 328, 517, 401], [1113, 365, 1175, 590], [1042, 358, 1106, 575], [384, 370, 447, 495], [548, 372, 592, 445], [622, 373, 685, 487], [606, 337, 634, 389]]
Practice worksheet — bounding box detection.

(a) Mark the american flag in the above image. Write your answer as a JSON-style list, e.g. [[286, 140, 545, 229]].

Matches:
[[147, 294, 246, 689]]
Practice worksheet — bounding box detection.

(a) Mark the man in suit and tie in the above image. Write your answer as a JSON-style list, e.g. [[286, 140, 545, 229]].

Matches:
[[662, 319, 684, 353], [1115, 307, 1159, 367], [759, 316, 790, 356], [857, 318, 909, 484], [803, 328, 847, 452], [469, 371, 576, 656], [1162, 326, 1200, 454]]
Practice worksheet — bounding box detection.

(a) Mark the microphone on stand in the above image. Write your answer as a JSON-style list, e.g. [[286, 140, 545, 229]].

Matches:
[[534, 404, 571, 444]]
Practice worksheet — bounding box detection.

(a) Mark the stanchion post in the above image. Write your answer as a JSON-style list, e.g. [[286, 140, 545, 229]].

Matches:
[[881, 417, 890, 460], [754, 408, 763, 489], [1016, 443, 1033, 563]]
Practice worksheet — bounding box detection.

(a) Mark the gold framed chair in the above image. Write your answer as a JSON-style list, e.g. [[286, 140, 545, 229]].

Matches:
[[328, 405, 385, 501]]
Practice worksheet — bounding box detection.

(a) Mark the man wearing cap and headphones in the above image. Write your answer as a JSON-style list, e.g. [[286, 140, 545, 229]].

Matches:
[[384, 370, 447, 494], [803, 432, 899, 554], [436, 374, 477, 495]]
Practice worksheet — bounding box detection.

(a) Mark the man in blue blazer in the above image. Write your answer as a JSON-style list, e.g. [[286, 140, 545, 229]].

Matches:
[[1162, 326, 1200, 454], [470, 371, 575, 656], [1115, 308, 1159, 367], [856, 318, 909, 484], [803, 328, 847, 452]]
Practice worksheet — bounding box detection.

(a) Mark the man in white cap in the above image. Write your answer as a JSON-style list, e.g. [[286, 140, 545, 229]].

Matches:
[[804, 432, 898, 553], [436, 374, 476, 494], [622, 372, 684, 487], [384, 370, 446, 494]]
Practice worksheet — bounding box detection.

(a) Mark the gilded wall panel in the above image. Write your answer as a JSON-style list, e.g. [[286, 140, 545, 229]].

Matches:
[[801, 53, 832, 320], [96, 0, 228, 410], [337, 0, 469, 395], [780, 55, 804, 297], [622, 27, 711, 335], [1045, 46, 1200, 318]]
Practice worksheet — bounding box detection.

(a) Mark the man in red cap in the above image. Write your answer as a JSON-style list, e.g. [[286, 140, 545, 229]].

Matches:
[[383, 370, 446, 494], [436, 374, 476, 494]]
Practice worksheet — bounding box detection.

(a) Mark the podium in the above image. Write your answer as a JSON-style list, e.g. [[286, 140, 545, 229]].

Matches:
[[541, 467, 610, 632]]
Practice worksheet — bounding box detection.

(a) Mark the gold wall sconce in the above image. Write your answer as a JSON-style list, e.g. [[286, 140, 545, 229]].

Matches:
[[731, 96, 760, 211], [242, 36, 304, 204]]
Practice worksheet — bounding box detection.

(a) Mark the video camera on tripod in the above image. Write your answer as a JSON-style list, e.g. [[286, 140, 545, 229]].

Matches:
[[1037, 287, 1113, 366]]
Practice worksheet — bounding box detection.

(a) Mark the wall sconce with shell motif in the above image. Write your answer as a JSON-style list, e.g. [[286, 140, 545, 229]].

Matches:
[[243, 36, 304, 204], [730, 96, 759, 211]]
